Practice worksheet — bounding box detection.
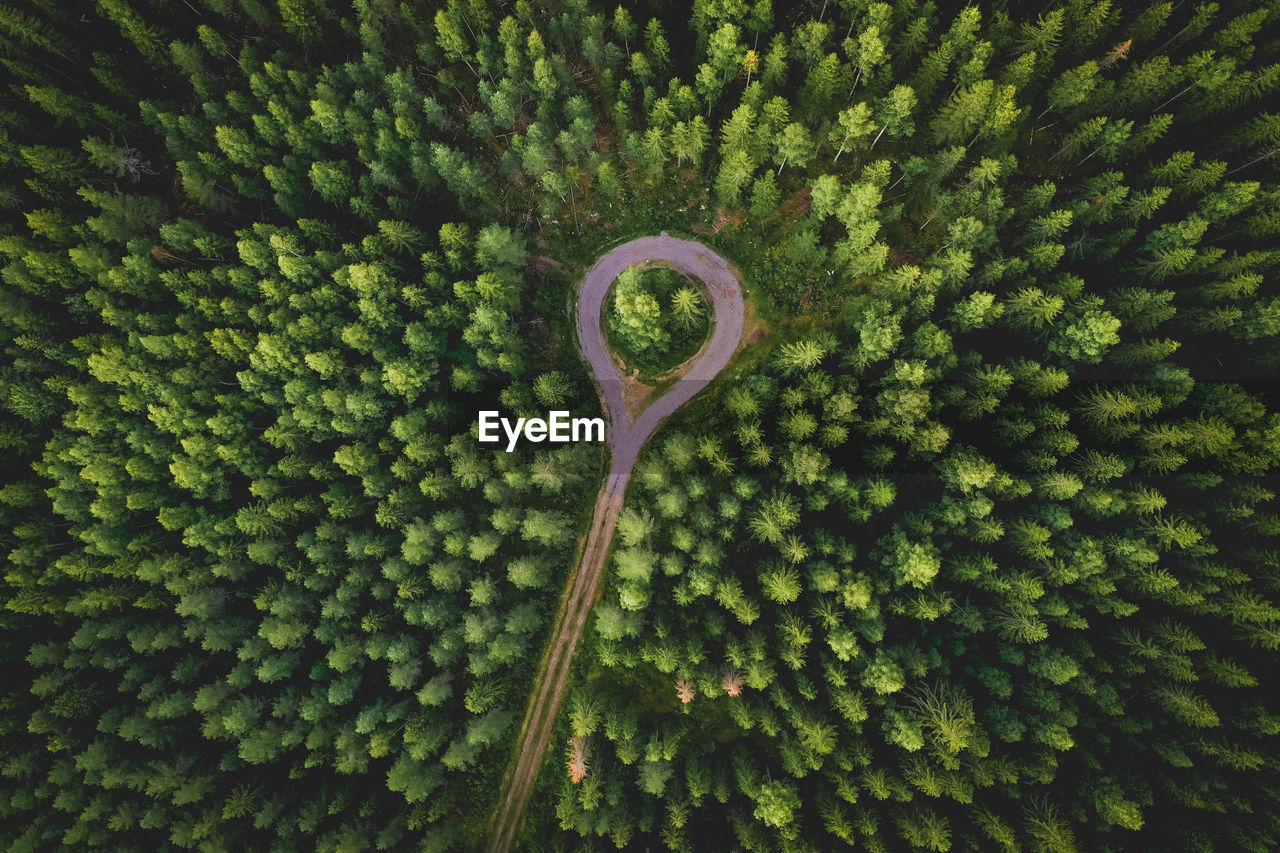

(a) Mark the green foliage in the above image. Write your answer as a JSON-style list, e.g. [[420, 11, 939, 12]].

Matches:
[[2, 1, 1280, 852], [607, 265, 711, 376]]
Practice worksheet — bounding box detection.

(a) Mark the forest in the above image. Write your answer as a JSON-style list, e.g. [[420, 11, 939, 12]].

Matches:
[[1, 0, 1279, 851]]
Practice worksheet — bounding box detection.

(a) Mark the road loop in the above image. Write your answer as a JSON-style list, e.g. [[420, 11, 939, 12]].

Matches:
[[486, 234, 744, 853]]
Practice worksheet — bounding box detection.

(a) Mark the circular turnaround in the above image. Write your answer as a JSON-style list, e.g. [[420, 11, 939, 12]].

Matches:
[[576, 233, 746, 494], [487, 236, 745, 853]]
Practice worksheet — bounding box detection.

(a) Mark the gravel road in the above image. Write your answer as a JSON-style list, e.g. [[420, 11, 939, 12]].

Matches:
[[485, 234, 745, 852]]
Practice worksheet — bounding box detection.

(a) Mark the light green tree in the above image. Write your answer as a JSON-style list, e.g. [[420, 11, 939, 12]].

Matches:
[[609, 266, 669, 355], [670, 287, 705, 332]]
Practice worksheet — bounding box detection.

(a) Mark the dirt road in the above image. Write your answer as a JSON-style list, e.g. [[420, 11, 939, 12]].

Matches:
[[485, 235, 744, 852]]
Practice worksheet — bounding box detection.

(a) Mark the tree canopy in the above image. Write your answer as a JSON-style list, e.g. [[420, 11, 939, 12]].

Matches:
[[1, 1, 1279, 852]]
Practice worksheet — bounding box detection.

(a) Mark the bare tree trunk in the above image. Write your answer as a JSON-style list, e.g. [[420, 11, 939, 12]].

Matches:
[[1225, 146, 1279, 177]]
